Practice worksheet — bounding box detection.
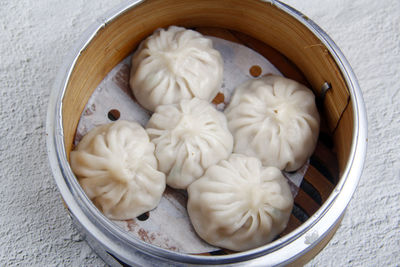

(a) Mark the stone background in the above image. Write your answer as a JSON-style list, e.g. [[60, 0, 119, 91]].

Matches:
[[1, 0, 399, 266]]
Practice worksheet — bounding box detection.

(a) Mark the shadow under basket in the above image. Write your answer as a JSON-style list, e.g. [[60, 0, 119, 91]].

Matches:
[[46, 0, 367, 266]]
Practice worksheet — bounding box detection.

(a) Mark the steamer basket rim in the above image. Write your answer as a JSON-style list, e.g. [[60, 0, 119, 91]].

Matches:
[[46, 0, 368, 265]]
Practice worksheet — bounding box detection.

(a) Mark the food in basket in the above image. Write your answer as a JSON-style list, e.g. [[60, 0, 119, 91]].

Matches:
[[187, 153, 293, 251], [130, 26, 223, 112], [70, 120, 166, 220], [71, 26, 322, 251], [146, 98, 233, 189], [225, 75, 320, 171]]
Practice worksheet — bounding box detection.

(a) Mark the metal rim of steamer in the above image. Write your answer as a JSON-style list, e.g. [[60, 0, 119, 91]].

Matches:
[[46, 0, 368, 266]]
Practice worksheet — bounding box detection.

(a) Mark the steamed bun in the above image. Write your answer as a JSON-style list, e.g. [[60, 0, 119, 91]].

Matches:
[[225, 75, 320, 171], [130, 26, 223, 111], [187, 154, 293, 251], [146, 98, 233, 189], [70, 120, 166, 220]]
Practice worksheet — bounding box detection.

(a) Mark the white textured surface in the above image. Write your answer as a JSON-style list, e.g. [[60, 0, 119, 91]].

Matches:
[[0, 0, 399, 266]]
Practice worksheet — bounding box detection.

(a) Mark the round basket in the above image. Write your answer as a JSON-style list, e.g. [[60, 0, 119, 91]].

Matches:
[[46, 0, 367, 266]]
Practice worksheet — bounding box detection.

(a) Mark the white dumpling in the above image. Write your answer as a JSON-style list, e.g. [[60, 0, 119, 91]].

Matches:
[[187, 154, 293, 251], [146, 98, 233, 189], [70, 120, 166, 220], [130, 26, 223, 111], [225, 75, 320, 171]]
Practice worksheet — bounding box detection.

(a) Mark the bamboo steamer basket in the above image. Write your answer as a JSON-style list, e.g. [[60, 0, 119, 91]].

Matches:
[[46, 0, 368, 266]]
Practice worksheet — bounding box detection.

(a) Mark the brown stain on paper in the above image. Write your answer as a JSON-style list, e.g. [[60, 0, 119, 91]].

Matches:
[[138, 228, 151, 243], [212, 92, 225, 105], [126, 219, 138, 232]]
